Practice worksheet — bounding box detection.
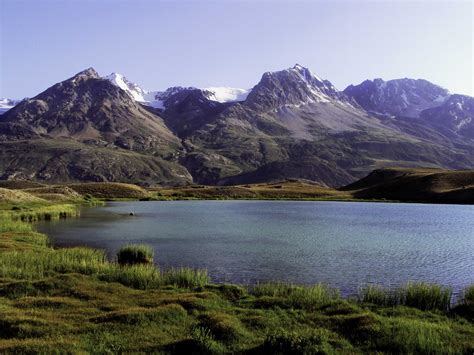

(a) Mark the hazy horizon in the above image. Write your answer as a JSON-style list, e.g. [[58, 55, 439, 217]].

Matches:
[[1, 0, 472, 98]]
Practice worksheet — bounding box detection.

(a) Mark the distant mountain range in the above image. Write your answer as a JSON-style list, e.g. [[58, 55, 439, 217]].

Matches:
[[1, 64, 473, 187]]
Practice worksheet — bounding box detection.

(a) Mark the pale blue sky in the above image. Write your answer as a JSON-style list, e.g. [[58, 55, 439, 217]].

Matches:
[[1, 0, 472, 98]]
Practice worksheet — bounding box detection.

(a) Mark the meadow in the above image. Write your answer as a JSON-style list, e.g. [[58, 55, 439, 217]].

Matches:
[[0, 191, 472, 353]]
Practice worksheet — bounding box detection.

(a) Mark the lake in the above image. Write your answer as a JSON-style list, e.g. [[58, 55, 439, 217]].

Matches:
[[36, 200, 474, 296]]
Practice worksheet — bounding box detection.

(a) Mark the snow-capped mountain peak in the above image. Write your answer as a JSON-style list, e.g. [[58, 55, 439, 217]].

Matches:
[[105, 72, 250, 108], [104, 73, 165, 109], [244, 64, 354, 109], [105, 73, 148, 101], [290, 63, 325, 84]]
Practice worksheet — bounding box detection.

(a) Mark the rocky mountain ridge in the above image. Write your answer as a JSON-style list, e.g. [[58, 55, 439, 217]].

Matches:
[[1, 64, 473, 187]]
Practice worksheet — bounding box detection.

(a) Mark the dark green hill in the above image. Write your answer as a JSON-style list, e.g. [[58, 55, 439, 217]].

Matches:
[[342, 168, 474, 203]]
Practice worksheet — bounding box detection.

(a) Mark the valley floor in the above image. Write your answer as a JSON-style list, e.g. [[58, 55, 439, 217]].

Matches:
[[0, 188, 473, 353]]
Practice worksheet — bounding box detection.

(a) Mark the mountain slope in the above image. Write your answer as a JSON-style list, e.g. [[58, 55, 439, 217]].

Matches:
[[0, 68, 191, 184]]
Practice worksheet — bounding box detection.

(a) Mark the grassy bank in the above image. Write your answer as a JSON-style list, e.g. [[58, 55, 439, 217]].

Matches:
[[151, 181, 357, 201], [0, 201, 473, 353]]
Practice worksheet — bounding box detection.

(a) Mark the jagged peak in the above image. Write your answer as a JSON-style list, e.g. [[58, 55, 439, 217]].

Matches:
[[292, 63, 305, 71], [74, 67, 99, 79]]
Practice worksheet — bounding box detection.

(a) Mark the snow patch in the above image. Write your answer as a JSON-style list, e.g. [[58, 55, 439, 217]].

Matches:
[[203, 87, 250, 103], [105, 73, 165, 109]]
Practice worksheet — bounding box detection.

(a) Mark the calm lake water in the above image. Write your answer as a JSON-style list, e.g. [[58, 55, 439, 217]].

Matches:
[[36, 201, 474, 296]]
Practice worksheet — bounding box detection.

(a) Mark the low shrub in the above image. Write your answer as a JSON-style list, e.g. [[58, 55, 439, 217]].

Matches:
[[199, 312, 245, 341], [117, 244, 154, 266]]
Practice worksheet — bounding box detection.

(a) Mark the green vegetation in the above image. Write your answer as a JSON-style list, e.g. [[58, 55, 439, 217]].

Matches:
[[359, 283, 452, 311], [0, 196, 473, 353], [117, 244, 154, 265], [252, 282, 339, 310], [463, 285, 474, 305]]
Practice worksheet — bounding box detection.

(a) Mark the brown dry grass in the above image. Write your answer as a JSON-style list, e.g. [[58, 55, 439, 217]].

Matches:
[[153, 180, 351, 200], [67, 183, 149, 199], [0, 188, 45, 204], [23, 186, 83, 202]]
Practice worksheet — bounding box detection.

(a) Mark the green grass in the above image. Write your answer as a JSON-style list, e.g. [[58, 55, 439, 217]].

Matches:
[[0, 204, 79, 222], [263, 328, 343, 354], [252, 282, 339, 309], [0, 199, 473, 353], [403, 282, 452, 311], [117, 244, 154, 265], [359, 283, 452, 311], [463, 285, 474, 305], [0, 220, 33, 233], [0, 247, 209, 290]]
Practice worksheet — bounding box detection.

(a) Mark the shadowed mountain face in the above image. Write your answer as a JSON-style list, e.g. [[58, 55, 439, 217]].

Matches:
[[342, 167, 474, 204], [343, 78, 449, 118], [1, 65, 474, 186], [420, 95, 474, 138]]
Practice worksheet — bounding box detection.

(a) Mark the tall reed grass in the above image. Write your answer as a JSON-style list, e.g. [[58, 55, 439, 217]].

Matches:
[[359, 282, 453, 311], [0, 204, 79, 222], [0, 246, 209, 289], [252, 282, 339, 309], [461, 285, 474, 305]]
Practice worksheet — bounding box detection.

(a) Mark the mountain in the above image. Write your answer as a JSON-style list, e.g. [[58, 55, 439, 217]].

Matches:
[[344, 78, 449, 118], [105, 73, 249, 109], [0, 68, 191, 184], [1, 65, 474, 187], [0, 98, 21, 115], [164, 65, 474, 186], [245, 64, 355, 110]]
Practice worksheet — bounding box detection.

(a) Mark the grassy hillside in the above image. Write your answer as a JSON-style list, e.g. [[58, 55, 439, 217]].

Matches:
[[67, 182, 150, 200], [342, 168, 474, 203], [152, 180, 353, 201]]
